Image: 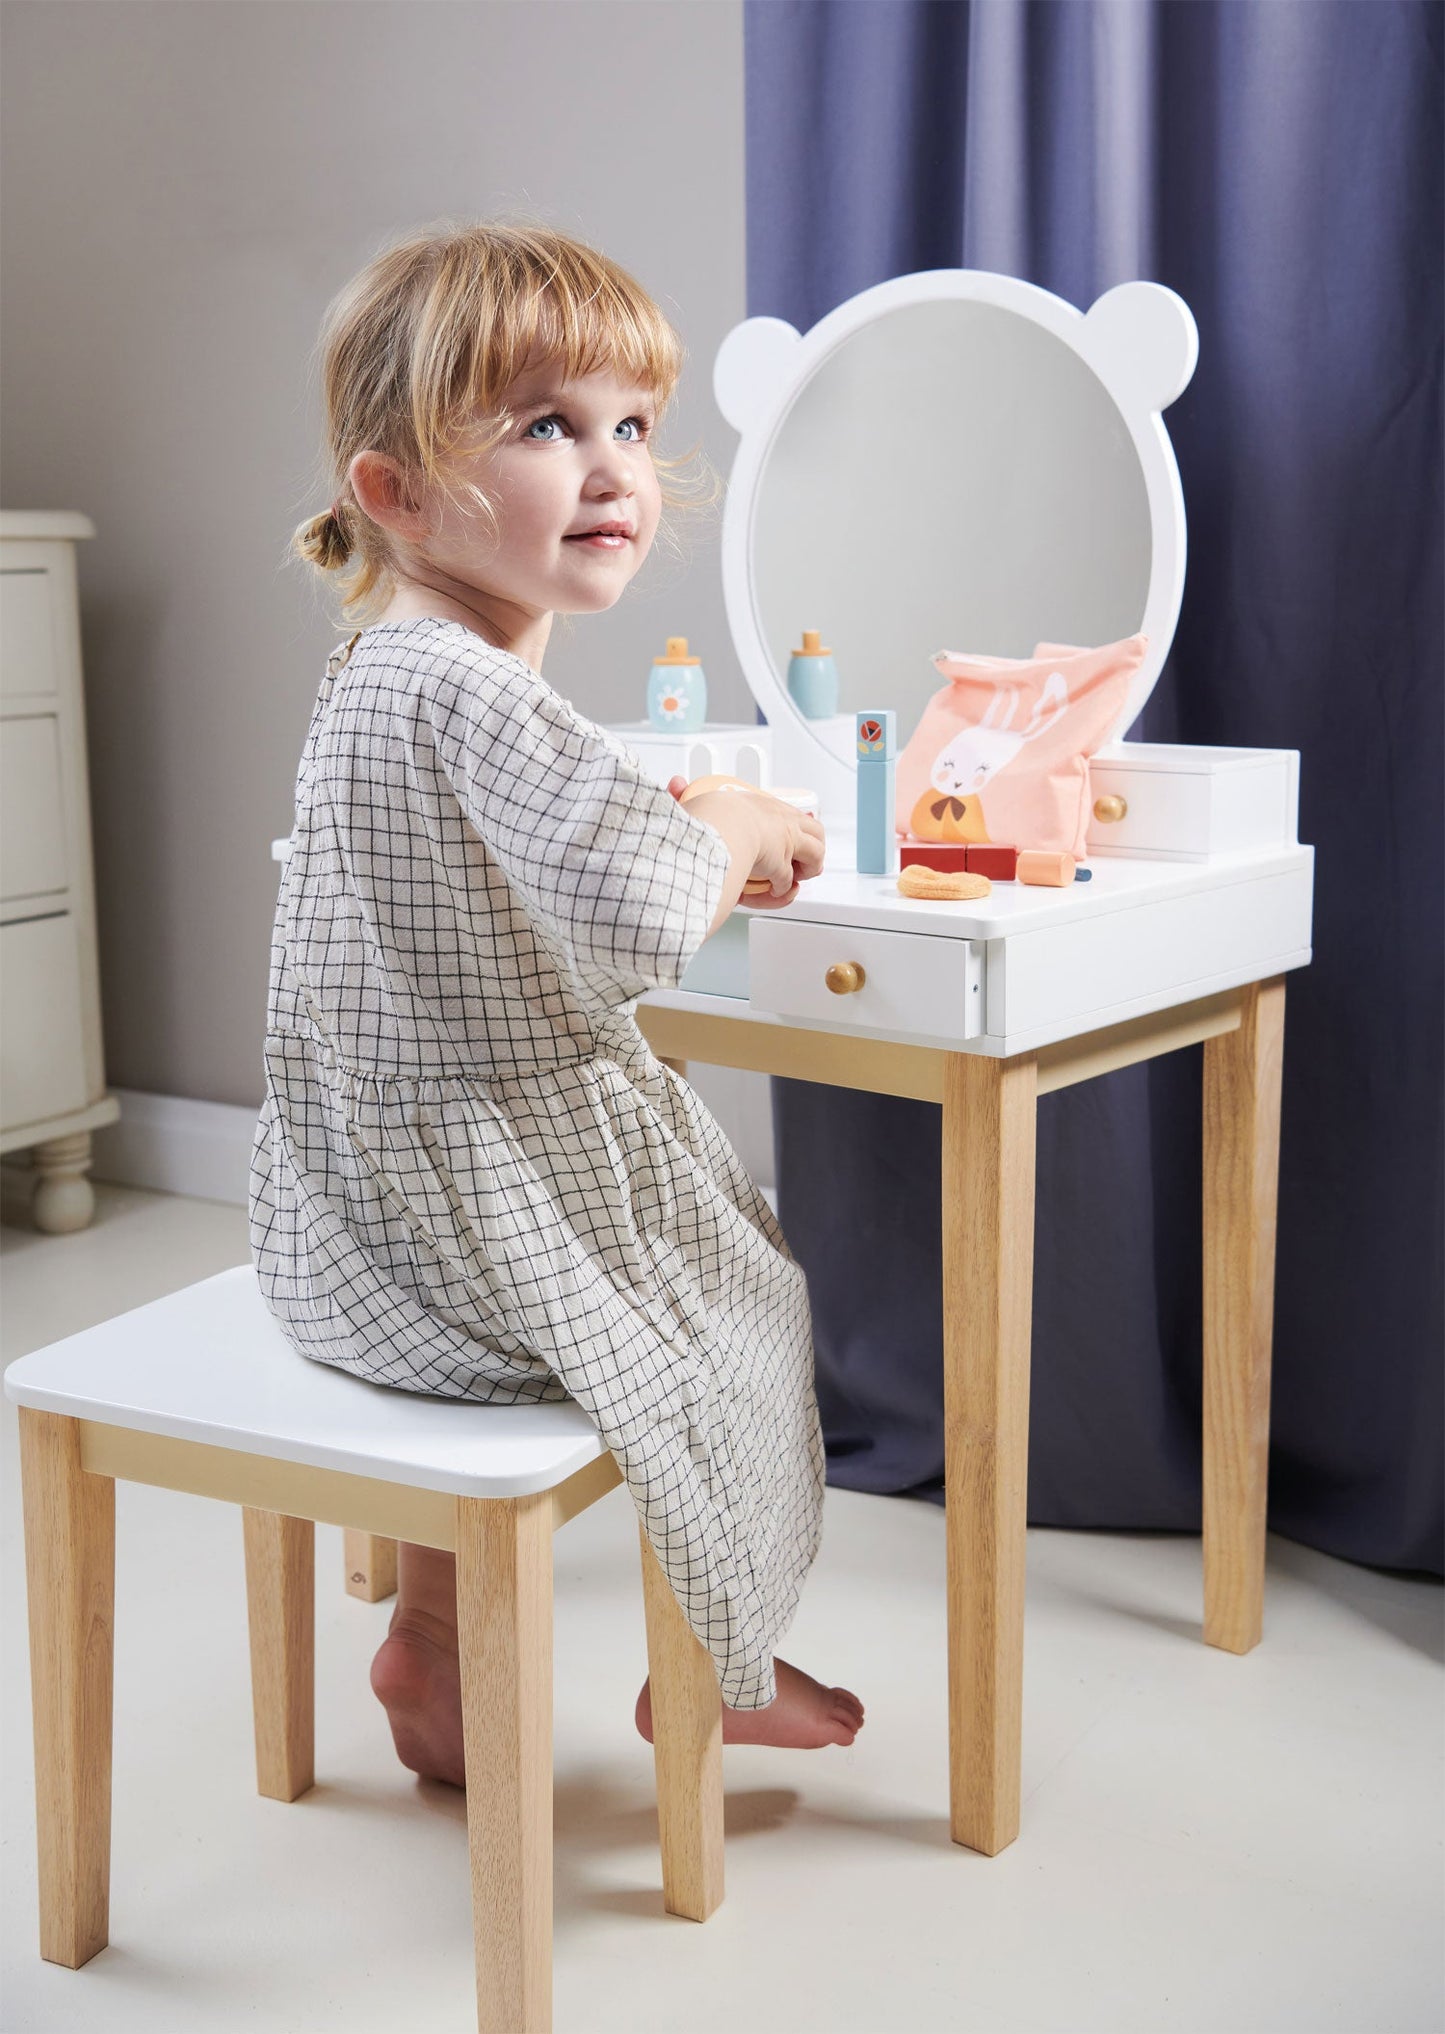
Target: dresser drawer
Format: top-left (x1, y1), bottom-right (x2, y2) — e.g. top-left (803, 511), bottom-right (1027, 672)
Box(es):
top-left (1, 569), bottom-right (58, 698)
top-left (1, 912), bottom-right (89, 1128)
top-left (0, 715), bottom-right (67, 901)
top-left (750, 917), bottom-right (983, 1041)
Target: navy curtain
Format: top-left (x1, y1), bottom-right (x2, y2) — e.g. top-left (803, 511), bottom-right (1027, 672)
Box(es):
top-left (745, 0), bottom-right (1443, 1573)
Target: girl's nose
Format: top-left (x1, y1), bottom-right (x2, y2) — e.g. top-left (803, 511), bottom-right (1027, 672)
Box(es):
top-left (588, 441), bottom-right (634, 495)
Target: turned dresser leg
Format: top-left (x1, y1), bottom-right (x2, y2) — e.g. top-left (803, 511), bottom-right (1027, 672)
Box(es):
top-left (31, 1132), bottom-right (98, 1235)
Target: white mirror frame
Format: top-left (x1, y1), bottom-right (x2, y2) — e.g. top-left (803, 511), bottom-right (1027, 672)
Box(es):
top-left (714, 269), bottom-right (1199, 773)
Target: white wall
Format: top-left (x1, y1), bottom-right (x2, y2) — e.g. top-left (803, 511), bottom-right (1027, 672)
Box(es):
top-left (1, 0), bottom-right (774, 1187)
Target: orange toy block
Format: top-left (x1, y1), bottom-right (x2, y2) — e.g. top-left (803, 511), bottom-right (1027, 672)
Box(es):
top-left (1016, 849), bottom-right (1076, 887)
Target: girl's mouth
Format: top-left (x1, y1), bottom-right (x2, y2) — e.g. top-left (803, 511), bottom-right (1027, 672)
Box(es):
top-left (565, 524), bottom-right (633, 550)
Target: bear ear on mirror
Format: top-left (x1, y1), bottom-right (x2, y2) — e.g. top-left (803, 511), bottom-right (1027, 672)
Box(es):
top-left (1080, 282), bottom-right (1198, 413)
top-left (713, 317), bottom-right (803, 434)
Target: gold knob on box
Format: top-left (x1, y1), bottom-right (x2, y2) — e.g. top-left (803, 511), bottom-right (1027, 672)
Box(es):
top-left (825, 962), bottom-right (866, 996)
top-left (1093, 793), bottom-right (1128, 823)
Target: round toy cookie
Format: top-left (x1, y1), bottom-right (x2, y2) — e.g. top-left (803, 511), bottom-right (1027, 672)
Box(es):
top-left (896, 865), bottom-right (992, 901)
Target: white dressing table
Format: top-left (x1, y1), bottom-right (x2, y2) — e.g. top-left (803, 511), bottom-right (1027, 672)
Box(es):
top-left (626, 269), bottom-right (1313, 1856)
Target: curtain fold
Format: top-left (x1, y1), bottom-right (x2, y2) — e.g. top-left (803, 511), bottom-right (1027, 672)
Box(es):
top-left (745, 0), bottom-right (1443, 1572)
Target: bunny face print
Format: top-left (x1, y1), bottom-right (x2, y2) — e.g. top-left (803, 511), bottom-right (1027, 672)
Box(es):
top-left (895, 636), bottom-right (1149, 858)
top-left (930, 670), bottom-right (1072, 801)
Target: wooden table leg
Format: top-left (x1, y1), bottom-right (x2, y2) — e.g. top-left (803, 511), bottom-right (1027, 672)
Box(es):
top-left (942, 1050), bottom-right (1038, 1857)
top-left (242, 1508), bottom-right (315, 1800)
top-left (18, 1408), bottom-right (115, 1966)
top-left (638, 1520), bottom-right (724, 1921)
top-left (343, 1529), bottom-right (398, 1601)
top-left (456, 1492), bottom-right (553, 2034)
top-left (1203, 977), bottom-right (1286, 1654)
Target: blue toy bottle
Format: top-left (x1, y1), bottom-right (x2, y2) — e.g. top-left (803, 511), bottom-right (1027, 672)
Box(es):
top-left (647, 636), bottom-right (707, 733)
top-left (855, 710), bottom-right (897, 875)
top-left (787, 629), bottom-right (839, 719)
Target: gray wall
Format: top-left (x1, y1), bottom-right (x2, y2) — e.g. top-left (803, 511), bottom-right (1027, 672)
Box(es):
top-left (1, 0), bottom-right (768, 1171)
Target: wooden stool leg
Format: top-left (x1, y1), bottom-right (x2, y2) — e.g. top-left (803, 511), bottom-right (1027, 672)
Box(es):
top-left (456, 1493), bottom-right (553, 2034)
top-left (241, 1508), bottom-right (315, 1800)
top-left (1203, 977), bottom-right (1286, 1654)
top-left (18, 1408), bottom-right (115, 1967)
top-left (343, 1529), bottom-right (398, 1602)
top-left (638, 1520), bottom-right (724, 1921)
top-left (942, 1050), bottom-right (1038, 1857)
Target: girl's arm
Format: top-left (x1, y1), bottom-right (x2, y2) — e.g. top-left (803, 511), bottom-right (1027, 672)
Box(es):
top-left (687, 789), bottom-right (766, 935)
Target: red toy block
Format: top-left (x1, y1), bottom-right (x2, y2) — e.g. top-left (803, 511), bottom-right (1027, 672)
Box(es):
top-left (899, 841), bottom-right (971, 872)
top-left (964, 844), bottom-right (1019, 880)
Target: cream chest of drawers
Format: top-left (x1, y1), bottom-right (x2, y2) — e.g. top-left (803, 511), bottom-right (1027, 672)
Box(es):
top-left (1, 511), bottom-right (117, 1231)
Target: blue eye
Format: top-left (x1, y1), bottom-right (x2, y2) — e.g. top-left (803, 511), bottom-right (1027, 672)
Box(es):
top-left (521, 410), bottom-right (651, 444)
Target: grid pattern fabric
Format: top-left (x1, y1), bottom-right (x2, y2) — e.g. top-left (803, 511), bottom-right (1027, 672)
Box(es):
top-left (248, 618), bottom-right (823, 1708)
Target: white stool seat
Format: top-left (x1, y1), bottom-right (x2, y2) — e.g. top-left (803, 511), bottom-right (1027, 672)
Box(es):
top-left (3, 1263), bottom-right (607, 1498)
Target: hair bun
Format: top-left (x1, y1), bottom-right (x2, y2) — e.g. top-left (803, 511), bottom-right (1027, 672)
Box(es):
top-left (293, 503), bottom-right (352, 570)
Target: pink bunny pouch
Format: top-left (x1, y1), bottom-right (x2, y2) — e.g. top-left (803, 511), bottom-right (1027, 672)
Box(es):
top-left (895, 634), bottom-right (1148, 858)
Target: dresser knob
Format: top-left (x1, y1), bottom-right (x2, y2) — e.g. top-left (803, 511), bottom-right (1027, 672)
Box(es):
top-left (825, 961), bottom-right (866, 995)
top-left (1093, 793), bottom-right (1128, 823)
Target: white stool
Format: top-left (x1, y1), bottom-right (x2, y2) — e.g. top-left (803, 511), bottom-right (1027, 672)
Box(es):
top-left (6, 1265), bottom-right (725, 2034)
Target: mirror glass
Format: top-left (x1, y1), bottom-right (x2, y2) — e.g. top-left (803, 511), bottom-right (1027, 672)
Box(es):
top-left (751, 300), bottom-right (1153, 746)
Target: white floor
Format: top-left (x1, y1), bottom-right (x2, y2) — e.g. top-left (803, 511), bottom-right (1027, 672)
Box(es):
top-left (2, 1182), bottom-right (1441, 2034)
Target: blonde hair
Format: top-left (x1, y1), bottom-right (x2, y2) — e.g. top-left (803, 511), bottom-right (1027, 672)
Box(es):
top-left (292, 220), bottom-right (709, 624)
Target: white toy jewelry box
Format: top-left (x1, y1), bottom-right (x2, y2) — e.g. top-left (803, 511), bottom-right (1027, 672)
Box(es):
top-left (1086, 742), bottom-right (1300, 862)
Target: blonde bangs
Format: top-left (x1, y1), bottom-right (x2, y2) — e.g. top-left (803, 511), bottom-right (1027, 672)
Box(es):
top-left (473, 232), bottom-right (683, 412)
top-left (404, 227), bottom-right (683, 478)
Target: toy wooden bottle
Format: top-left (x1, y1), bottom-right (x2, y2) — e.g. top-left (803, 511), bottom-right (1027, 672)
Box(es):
top-left (787, 628), bottom-right (839, 719)
top-left (647, 636), bottom-right (707, 732)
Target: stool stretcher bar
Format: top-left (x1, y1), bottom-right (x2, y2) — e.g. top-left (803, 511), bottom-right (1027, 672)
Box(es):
top-left (76, 1421), bottom-right (623, 1550)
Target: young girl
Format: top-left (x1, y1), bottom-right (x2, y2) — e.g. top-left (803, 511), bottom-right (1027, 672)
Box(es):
top-left (249, 222), bottom-right (864, 1786)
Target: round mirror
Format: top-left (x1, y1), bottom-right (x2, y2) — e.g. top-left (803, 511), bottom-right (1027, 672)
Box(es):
top-left (751, 299), bottom-right (1153, 747)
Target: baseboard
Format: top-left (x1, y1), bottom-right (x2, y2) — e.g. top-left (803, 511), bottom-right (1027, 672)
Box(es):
top-left (87, 1088), bottom-right (259, 1207)
top-left (64, 1085), bottom-right (778, 1219)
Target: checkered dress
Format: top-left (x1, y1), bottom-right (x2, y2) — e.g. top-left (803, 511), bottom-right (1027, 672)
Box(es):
top-left (248, 617), bottom-right (823, 1708)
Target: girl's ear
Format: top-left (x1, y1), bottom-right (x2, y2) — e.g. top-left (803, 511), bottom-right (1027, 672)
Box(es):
top-left (349, 450), bottom-right (428, 536)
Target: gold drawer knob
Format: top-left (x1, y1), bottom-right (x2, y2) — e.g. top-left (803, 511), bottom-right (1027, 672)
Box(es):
top-left (825, 961), bottom-right (866, 995)
top-left (1093, 793), bottom-right (1128, 823)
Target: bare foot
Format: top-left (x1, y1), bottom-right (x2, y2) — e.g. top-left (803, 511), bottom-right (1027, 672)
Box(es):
top-left (635, 1656), bottom-right (865, 1749)
top-left (369, 1608), bottom-right (466, 1787)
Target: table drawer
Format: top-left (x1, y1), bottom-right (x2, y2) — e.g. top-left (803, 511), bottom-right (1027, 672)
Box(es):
top-left (1, 570), bottom-right (58, 698)
top-left (0, 715), bottom-right (67, 901)
top-left (750, 917), bottom-right (983, 1041)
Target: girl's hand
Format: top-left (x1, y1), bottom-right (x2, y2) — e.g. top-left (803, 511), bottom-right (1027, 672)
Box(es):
top-left (676, 773), bottom-right (825, 922)
top-left (739, 793), bottom-right (826, 909)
